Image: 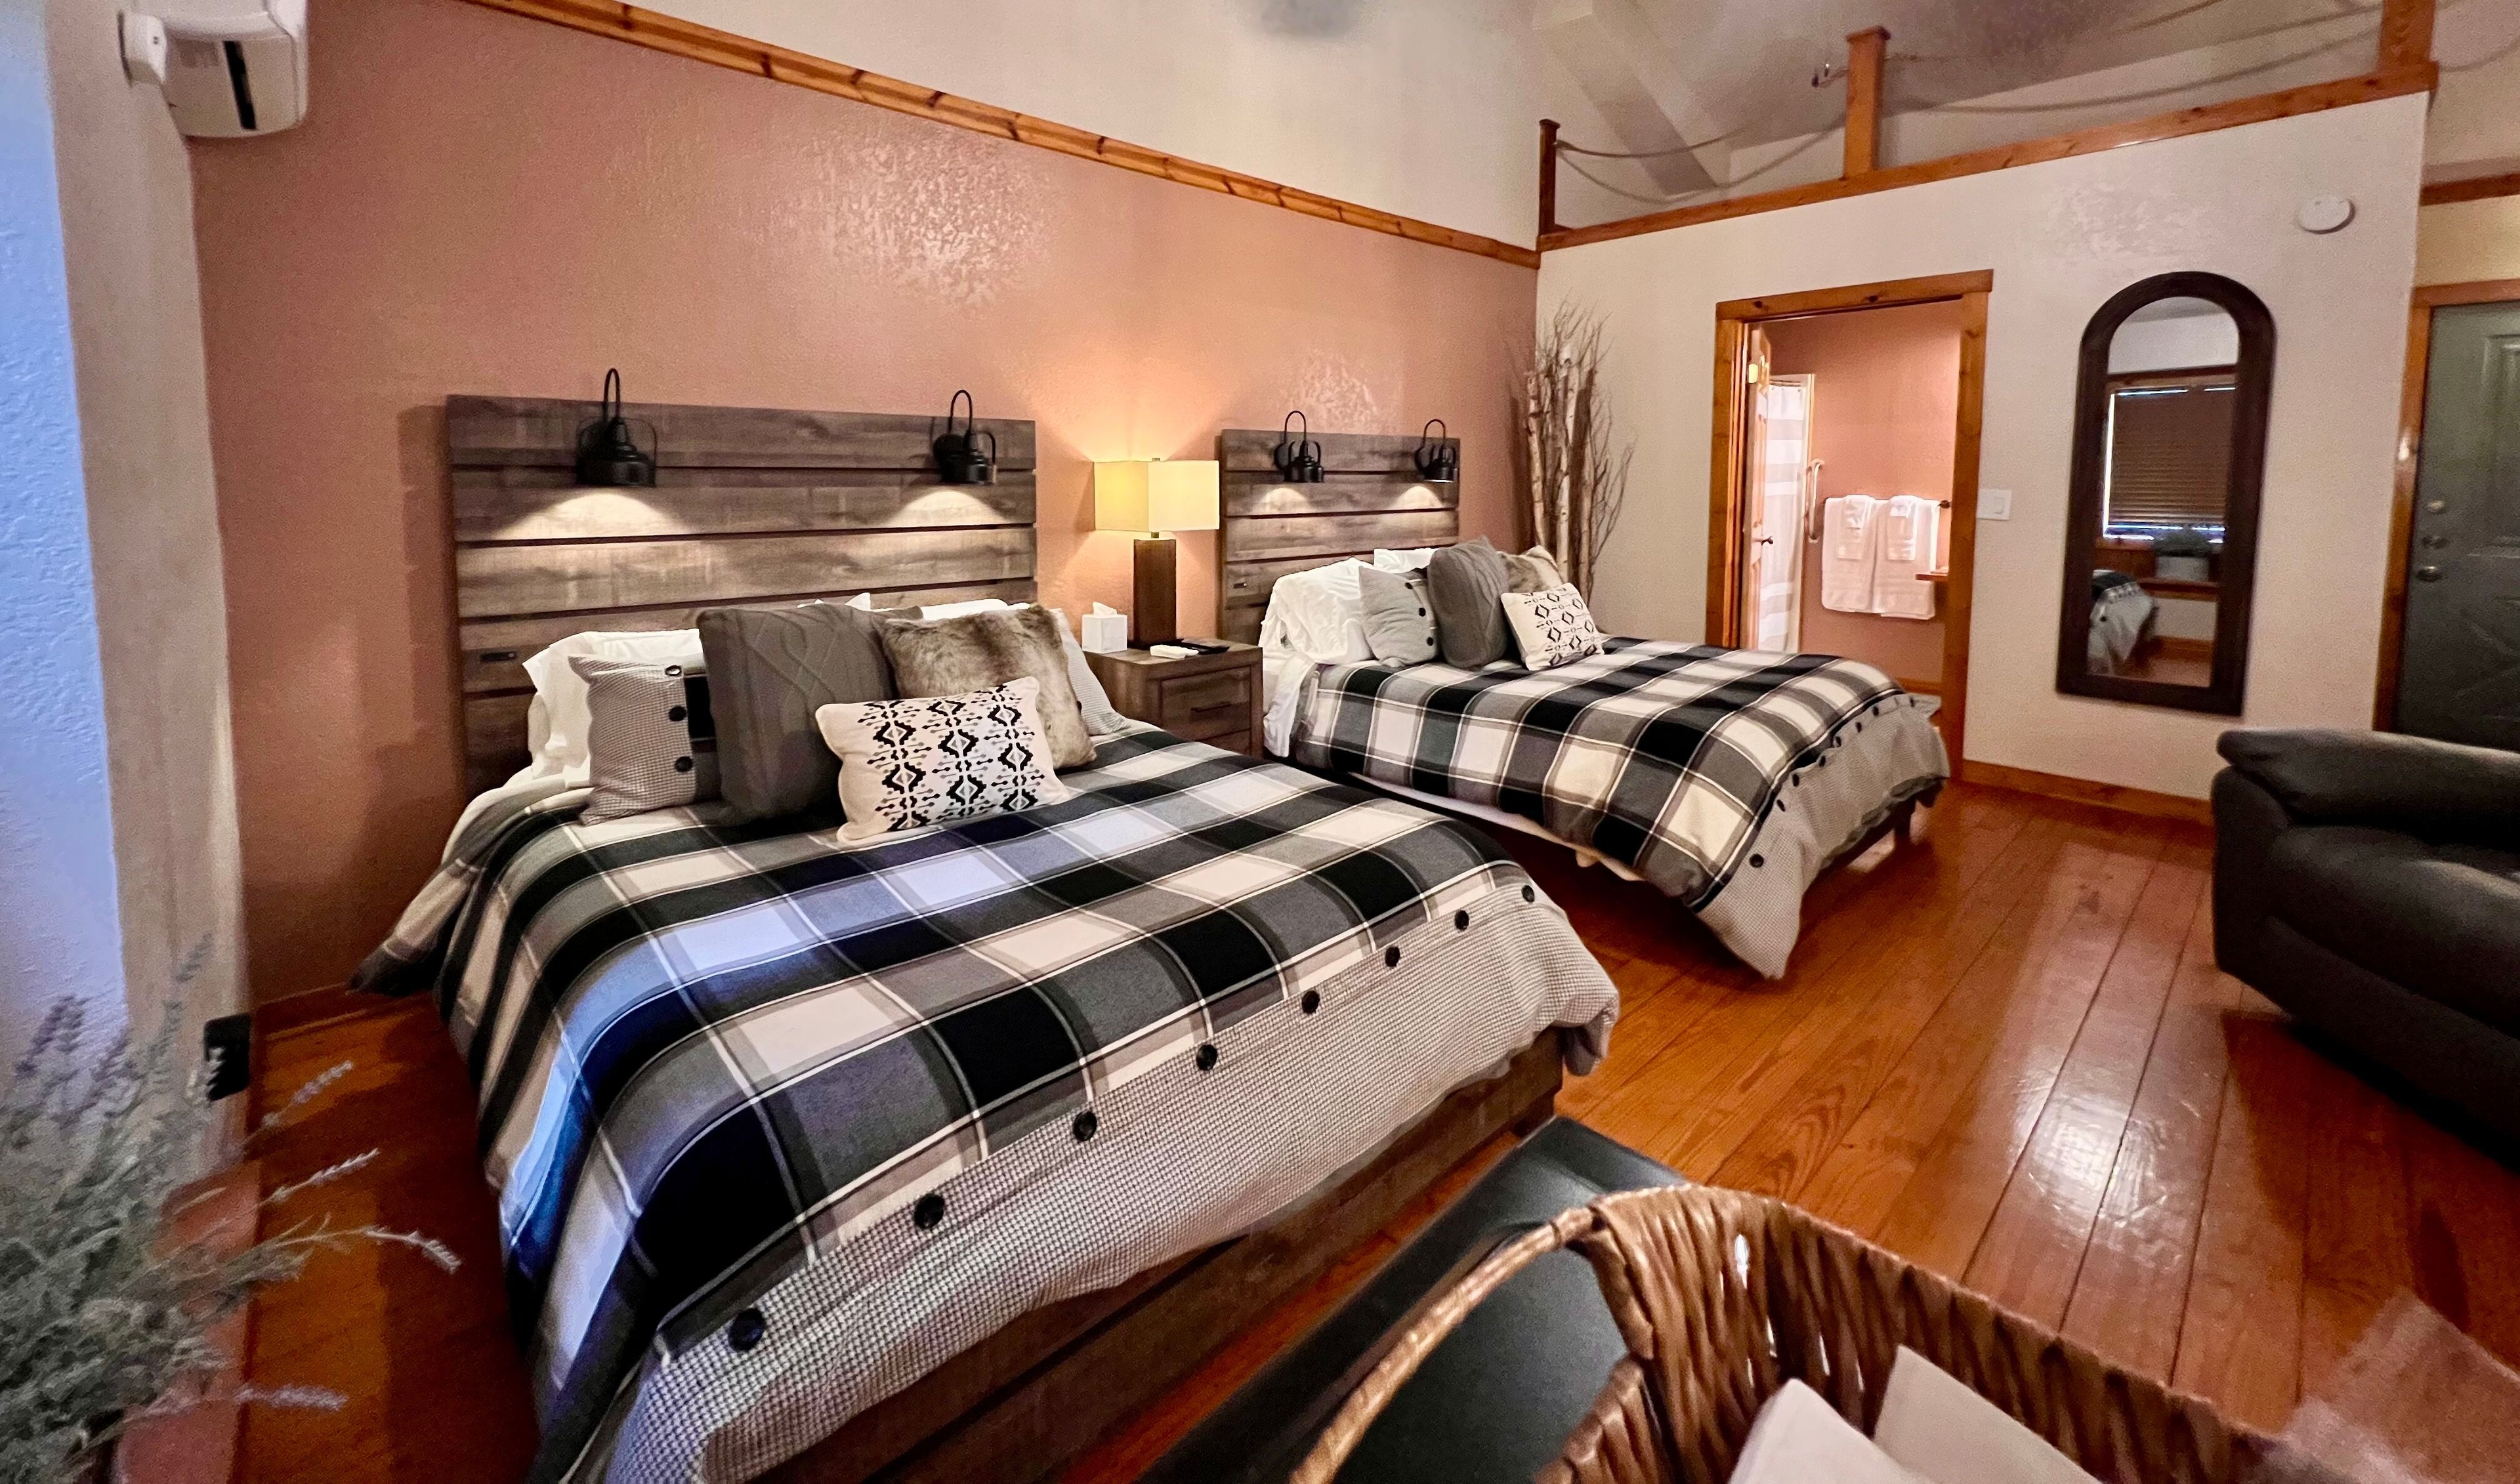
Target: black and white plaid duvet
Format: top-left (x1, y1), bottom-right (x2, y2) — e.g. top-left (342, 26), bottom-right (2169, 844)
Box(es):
top-left (1290, 639), bottom-right (1927, 909)
top-left (356, 726), bottom-right (1605, 1481)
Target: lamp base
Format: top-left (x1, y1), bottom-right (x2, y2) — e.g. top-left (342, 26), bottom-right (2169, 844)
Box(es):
top-left (1132, 536), bottom-right (1179, 647)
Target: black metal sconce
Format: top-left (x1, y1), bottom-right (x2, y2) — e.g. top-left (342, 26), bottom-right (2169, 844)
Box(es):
top-left (1273, 410), bottom-right (1324, 484)
top-left (574, 368), bottom-right (658, 487)
top-left (933, 389), bottom-right (997, 485)
top-left (1414, 419), bottom-right (1459, 483)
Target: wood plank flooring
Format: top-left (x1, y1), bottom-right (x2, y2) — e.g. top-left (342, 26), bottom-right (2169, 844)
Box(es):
top-left (238, 783), bottom-right (2520, 1483)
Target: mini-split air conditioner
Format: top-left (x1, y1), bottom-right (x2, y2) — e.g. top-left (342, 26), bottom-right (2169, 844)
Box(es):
top-left (121, 0), bottom-right (307, 138)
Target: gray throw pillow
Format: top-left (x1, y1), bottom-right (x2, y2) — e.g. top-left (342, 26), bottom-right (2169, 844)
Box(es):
top-left (698, 601), bottom-right (894, 821)
top-left (877, 605), bottom-right (1097, 769)
top-left (1354, 563), bottom-right (1438, 665)
top-left (570, 656), bottom-right (718, 825)
top-left (1425, 536), bottom-right (1513, 667)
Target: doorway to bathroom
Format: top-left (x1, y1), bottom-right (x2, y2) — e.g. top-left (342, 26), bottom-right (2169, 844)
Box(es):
top-left (1709, 272), bottom-right (1990, 763)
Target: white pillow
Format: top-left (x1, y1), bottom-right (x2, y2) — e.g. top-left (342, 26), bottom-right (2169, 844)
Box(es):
top-left (519, 629), bottom-right (703, 781)
top-left (1374, 547), bottom-right (1437, 571)
top-left (918, 598), bottom-right (1014, 620)
top-left (1257, 559), bottom-right (1376, 664)
top-left (816, 676), bottom-right (1072, 842)
top-left (1500, 583), bottom-right (1606, 669)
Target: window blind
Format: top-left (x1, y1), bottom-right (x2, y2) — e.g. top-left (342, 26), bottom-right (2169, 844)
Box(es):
top-left (2103, 373), bottom-right (2236, 531)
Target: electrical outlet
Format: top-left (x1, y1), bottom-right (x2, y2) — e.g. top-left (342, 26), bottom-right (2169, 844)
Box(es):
top-left (1979, 487), bottom-right (2013, 521)
top-left (203, 1013), bottom-right (250, 1101)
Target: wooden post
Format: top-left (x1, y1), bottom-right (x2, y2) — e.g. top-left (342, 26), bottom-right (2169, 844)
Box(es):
top-left (1843, 27), bottom-right (1889, 177)
top-left (1538, 117), bottom-right (1561, 238)
top-left (2378, 0), bottom-right (2434, 72)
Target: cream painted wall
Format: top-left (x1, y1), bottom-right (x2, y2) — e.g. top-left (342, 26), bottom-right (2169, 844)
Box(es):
top-left (41, 0), bottom-right (245, 1033)
top-left (0, 0), bottom-right (125, 1050)
top-left (2416, 196), bottom-right (2520, 284)
top-left (1540, 96), bottom-right (2426, 801)
top-left (636, 0), bottom-right (1624, 248)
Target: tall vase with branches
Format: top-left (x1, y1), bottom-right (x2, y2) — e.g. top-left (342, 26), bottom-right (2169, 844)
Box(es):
top-left (1512, 304), bottom-right (1633, 599)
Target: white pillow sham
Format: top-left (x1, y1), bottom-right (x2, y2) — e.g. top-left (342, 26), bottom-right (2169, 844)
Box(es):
top-left (518, 629), bottom-right (704, 782)
top-left (815, 676), bottom-right (1072, 842)
top-left (1257, 558), bottom-right (1376, 665)
top-left (1373, 547), bottom-right (1437, 571)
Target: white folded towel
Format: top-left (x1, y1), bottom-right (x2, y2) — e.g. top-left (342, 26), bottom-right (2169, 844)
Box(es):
top-left (1871, 494), bottom-right (1941, 620)
top-left (1820, 494), bottom-right (1881, 613)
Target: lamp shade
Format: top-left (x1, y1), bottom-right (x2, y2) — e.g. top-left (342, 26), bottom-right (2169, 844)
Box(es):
top-left (1095, 459), bottom-right (1219, 534)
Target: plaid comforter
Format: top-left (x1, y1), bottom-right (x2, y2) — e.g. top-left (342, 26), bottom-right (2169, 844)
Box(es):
top-left (1290, 639), bottom-right (1925, 909)
top-left (356, 727), bottom-right (1582, 1481)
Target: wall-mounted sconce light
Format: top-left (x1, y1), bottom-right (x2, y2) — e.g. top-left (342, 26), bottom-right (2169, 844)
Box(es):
top-left (1273, 410), bottom-right (1325, 484)
top-left (933, 389), bottom-right (997, 485)
top-left (573, 368), bottom-right (658, 487)
top-left (1094, 457), bottom-right (1221, 648)
top-left (1414, 419), bottom-right (1459, 484)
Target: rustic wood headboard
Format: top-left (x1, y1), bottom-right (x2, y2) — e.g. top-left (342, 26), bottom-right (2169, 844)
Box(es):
top-left (1213, 426), bottom-right (1461, 644)
top-left (448, 395), bottom-right (1037, 794)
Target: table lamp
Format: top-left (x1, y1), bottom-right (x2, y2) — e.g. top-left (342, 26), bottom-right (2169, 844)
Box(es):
top-left (1095, 458), bottom-right (1220, 646)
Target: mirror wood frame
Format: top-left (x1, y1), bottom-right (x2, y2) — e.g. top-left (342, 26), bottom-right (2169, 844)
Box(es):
top-left (2055, 271), bottom-right (2275, 716)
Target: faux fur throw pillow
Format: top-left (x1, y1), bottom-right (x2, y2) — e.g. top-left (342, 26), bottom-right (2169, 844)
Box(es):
top-left (877, 604), bottom-right (1096, 768)
top-left (1504, 545), bottom-right (1568, 595)
top-left (815, 676), bottom-right (1071, 842)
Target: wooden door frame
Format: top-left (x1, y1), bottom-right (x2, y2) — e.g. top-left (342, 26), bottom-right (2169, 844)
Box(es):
top-left (1707, 269), bottom-right (1994, 766)
top-left (2375, 276), bottom-right (2520, 728)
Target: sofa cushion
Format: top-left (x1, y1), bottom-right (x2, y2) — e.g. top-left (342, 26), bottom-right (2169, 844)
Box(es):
top-left (2266, 825), bottom-right (2520, 1037)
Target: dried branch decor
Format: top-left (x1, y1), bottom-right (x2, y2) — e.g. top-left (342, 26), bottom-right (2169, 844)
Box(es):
top-left (1513, 304), bottom-right (1633, 598)
top-left (0, 947), bottom-right (453, 1482)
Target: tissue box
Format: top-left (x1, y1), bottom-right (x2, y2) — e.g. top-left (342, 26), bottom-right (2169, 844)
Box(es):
top-left (1081, 611), bottom-right (1129, 653)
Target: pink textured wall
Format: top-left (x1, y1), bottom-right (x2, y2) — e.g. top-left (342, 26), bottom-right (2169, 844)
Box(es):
top-left (1763, 301), bottom-right (1963, 688)
top-left (189, 0), bottom-right (1536, 1002)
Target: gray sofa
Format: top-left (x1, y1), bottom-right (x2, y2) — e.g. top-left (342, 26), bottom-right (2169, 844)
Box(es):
top-left (2212, 728), bottom-right (2520, 1146)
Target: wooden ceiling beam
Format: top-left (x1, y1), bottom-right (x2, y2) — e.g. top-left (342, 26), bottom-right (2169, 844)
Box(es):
top-left (1843, 26), bottom-right (1889, 177)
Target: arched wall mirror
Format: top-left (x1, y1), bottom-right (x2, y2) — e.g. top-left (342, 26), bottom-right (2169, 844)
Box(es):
top-left (2056, 272), bottom-right (2274, 715)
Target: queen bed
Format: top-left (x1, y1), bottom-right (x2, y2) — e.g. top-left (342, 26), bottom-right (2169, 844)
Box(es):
top-left (1219, 425), bottom-right (1948, 979)
top-left (366, 396), bottom-right (1619, 1484)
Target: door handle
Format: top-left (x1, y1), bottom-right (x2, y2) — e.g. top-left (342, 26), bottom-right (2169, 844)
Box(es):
top-left (2416, 566), bottom-right (2445, 583)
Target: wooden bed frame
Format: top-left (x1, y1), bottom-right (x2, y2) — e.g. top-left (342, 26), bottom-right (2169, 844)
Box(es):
top-left (442, 394), bottom-right (1564, 1482)
top-left (1215, 424), bottom-right (1460, 645)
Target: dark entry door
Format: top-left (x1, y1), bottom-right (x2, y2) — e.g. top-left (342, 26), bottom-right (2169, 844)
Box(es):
top-left (2401, 300), bottom-right (2520, 751)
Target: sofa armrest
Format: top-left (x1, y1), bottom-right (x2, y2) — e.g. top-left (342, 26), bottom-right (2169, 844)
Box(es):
top-left (2216, 728), bottom-right (2520, 838)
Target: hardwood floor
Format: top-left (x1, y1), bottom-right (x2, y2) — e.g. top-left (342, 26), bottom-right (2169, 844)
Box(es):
top-left (238, 783), bottom-right (2520, 1483)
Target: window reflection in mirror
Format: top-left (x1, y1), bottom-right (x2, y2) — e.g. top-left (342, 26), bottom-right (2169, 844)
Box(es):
top-left (2060, 276), bottom-right (2272, 715)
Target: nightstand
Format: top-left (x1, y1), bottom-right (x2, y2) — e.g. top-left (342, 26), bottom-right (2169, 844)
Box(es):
top-left (1085, 643), bottom-right (1263, 757)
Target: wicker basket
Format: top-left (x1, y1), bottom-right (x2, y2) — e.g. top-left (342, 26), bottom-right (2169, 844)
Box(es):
top-left (1292, 1185), bottom-right (2275, 1484)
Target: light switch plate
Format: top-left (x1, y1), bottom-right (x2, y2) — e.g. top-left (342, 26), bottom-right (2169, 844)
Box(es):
top-left (1979, 487), bottom-right (2013, 521)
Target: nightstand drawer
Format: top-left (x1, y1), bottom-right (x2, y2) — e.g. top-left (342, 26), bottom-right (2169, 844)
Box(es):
top-left (1159, 669), bottom-right (1252, 737)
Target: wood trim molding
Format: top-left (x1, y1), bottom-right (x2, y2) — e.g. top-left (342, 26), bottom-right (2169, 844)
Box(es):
top-left (1716, 269), bottom-right (1994, 321)
top-left (2420, 170), bottom-right (2520, 207)
top-left (1958, 760), bottom-right (2213, 825)
top-left (2376, 276), bottom-right (2520, 727)
top-left (1843, 28), bottom-right (1888, 177)
top-left (1540, 64), bottom-right (2437, 253)
top-left (455, 0), bottom-right (1542, 270)
top-left (2412, 276), bottom-right (2520, 308)
top-left (1940, 288), bottom-right (1990, 773)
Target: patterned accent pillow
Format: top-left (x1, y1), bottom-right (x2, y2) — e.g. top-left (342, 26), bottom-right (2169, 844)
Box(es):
top-left (1500, 583), bottom-right (1606, 670)
top-left (1504, 545), bottom-right (1568, 595)
top-left (814, 676), bottom-right (1072, 842)
top-left (570, 655), bottom-right (718, 824)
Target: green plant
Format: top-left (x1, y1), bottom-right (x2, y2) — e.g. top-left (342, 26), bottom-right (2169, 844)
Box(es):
top-left (0, 951), bottom-right (453, 1483)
